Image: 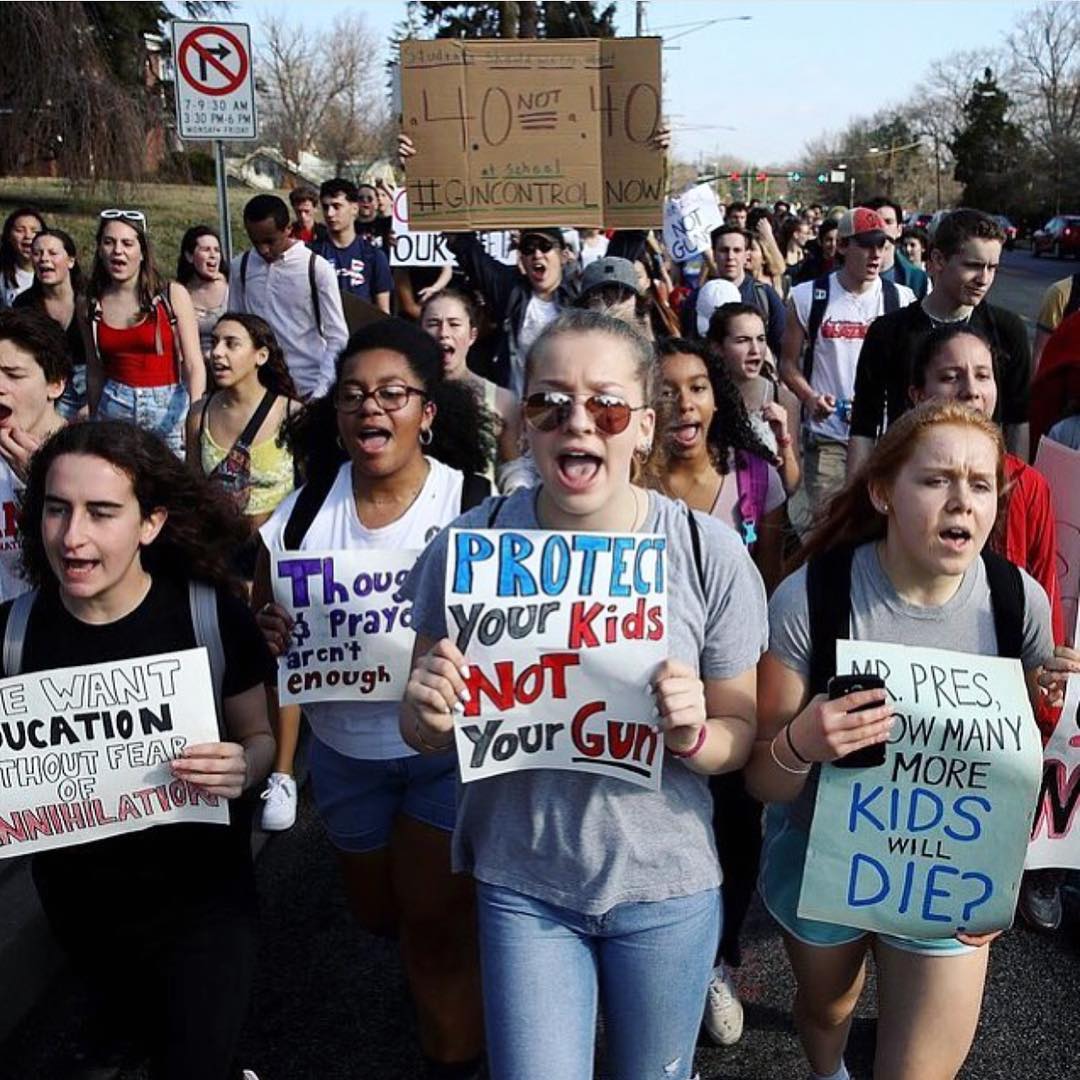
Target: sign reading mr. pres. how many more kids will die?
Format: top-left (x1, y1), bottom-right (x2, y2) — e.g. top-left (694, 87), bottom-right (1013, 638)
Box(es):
top-left (445, 528), bottom-right (668, 790)
top-left (400, 37), bottom-right (663, 230)
top-left (799, 640), bottom-right (1043, 938)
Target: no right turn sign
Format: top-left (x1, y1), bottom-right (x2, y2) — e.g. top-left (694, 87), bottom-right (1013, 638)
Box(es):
top-left (171, 21), bottom-right (257, 140)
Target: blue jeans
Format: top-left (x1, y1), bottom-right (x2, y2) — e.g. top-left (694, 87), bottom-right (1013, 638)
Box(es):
top-left (98, 379), bottom-right (188, 456)
top-left (57, 364), bottom-right (87, 420)
top-left (476, 882), bottom-right (721, 1080)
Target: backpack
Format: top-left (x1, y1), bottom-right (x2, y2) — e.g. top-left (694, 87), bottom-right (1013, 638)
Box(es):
top-left (803, 274), bottom-right (901, 385)
top-left (733, 450), bottom-right (770, 548)
top-left (2, 581), bottom-right (227, 726)
top-left (239, 249), bottom-right (323, 339)
top-left (805, 545), bottom-right (1025, 696)
top-left (281, 468), bottom-right (491, 551)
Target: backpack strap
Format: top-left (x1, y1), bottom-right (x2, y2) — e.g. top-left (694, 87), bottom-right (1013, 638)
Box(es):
top-left (188, 581), bottom-right (225, 726)
top-left (803, 275), bottom-right (831, 384)
top-left (239, 250), bottom-right (250, 307)
top-left (685, 505), bottom-right (707, 596)
top-left (459, 472), bottom-right (491, 513)
top-left (980, 550), bottom-right (1025, 660)
top-left (282, 467), bottom-right (339, 551)
top-left (1064, 272), bottom-right (1080, 321)
top-left (733, 451), bottom-right (770, 548)
top-left (486, 495), bottom-right (508, 528)
top-left (2, 589), bottom-right (38, 678)
top-left (234, 390), bottom-right (278, 453)
top-left (882, 279), bottom-right (901, 315)
top-left (806, 545), bottom-right (855, 696)
top-left (308, 251), bottom-right (323, 338)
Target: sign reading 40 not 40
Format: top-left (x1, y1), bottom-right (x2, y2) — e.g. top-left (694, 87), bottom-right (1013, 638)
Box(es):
top-left (171, 21), bottom-right (258, 141)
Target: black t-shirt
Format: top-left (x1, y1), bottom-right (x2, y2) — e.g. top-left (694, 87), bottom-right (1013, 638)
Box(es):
top-left (850, 300), bottom-right (1031, 438)
top-left (6, 577), bottom-right (274, 919)
top-left (13, 288), bottom-right (88, 369)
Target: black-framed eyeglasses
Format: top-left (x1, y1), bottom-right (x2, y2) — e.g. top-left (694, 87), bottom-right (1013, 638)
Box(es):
top-left (523, 391), bottom-right (644, 435)
top-left (333, 385), bottom-right (427, 414)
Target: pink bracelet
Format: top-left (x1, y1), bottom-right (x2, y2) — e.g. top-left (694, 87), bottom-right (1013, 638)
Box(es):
top-left (668, 724), bottom-right (708, 759)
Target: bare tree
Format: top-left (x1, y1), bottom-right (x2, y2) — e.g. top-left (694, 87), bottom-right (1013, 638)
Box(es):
top-left (258, 11), bottom-right (384, 169)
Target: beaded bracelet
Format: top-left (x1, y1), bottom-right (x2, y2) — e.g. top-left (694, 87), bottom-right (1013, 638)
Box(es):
top-left (668, 724), bottom-right (708, 759)
top-left (770, 736), bottom-right (811, 775)
top-left (784, 722), bottom-right (812, 766)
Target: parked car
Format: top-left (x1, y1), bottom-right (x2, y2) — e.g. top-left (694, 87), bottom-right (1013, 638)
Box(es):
top-left (1032, 215), bottom-right (1080, 258)
top-left (992, 215), bottom-right (1018, 250)
top-left (904, 211), bottom-right (935, 232)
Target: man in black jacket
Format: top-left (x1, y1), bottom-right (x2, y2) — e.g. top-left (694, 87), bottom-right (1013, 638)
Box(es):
top-left (446, 227), bottom-right (578, 395)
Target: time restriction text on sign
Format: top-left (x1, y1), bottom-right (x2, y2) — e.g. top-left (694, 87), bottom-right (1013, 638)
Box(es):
top-left (172, 21), bottom-right (257, 140)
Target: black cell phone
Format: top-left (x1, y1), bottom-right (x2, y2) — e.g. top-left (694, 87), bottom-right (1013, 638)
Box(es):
top-left (828, 674), bottom-right (887, 769)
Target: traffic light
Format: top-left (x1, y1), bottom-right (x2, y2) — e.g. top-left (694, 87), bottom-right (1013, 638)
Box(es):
top-left (788, 171), bottom-right (802, 182)
top-left (729, 172), bottom-right (741, 181)
top-left (756, 171), bottom-right (767, 182)
top-left (816, 172), bottom-right (828, 183)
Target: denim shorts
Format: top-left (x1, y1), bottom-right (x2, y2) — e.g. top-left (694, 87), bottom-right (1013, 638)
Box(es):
top-left (759, 805), bottom-right (974, 957)
top-left (57, 365), bottom-right (87, 420)
top-left (98, 379), bottom-right (188, 456)
top-left (308, 737), bottom-right (457, 854)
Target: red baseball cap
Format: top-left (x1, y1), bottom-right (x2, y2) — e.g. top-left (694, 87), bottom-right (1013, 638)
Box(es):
top-left (837, 207), bottom-right (889, 243)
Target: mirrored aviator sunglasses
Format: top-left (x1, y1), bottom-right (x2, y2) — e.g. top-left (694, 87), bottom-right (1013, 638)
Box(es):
top-left (523, 392), bottom-right (640, 436)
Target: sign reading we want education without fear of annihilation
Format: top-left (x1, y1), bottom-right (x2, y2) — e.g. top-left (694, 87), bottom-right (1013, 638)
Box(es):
top-left (400, 37), bottom-right (664, 230)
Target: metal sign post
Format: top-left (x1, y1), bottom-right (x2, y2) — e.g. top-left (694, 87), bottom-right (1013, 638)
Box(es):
top-left (171, 20), bottom-right (258, 265)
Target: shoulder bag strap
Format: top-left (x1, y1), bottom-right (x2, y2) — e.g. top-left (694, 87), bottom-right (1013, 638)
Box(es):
top-left (981, 550), bottom-right (1025, 660)
top-left (282, 467), bottom-right (338, 550)
top-left (188, 581), bottom-right (225, 724)
top-left (685, 505), bottom-right (707, 596)
top-left (308, 251), bottom-right (323, 338)
top-left (3, 589), bottom-right (38, 678)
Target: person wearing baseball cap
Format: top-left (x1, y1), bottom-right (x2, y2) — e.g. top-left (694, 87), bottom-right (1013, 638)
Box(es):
top-left (695, 279), bottom-right (742, 336)
top-left (779, 206), bottom-right (917, 526)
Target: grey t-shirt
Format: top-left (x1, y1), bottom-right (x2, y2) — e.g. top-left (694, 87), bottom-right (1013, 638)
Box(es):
top-left (402, 487), bottom-right (768, 914)
top-left (769, 542), bottom-right (1055, 831)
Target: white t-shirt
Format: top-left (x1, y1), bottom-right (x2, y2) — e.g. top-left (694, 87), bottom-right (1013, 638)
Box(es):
top-left (709, 451), bottom-right (785, 539)
top-left (791, 274), bottom-right (915, 443)
top-left (260, 457), bottom-right (465, 760)
top-left (0, 462), bottom-right (23, 601)
top-left (515, 295), bottom-right (560, 395)
top-left (0, 267), bottom-right (33, 309)
top-left (579, 234), bottom-right (610, 271)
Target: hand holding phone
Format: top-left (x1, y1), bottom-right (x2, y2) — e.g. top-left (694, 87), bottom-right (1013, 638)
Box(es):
top-left (828, 674), bottom-right (889, 768)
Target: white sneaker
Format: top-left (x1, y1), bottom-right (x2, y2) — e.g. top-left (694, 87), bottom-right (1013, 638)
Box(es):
top-left (703, 962), bottom-right (744, 1046)
top-left (260, 772), bottom-right (297, 831)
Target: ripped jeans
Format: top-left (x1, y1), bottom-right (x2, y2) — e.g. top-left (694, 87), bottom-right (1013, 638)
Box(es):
top-left (476, 881), bottom-right (720, 1080)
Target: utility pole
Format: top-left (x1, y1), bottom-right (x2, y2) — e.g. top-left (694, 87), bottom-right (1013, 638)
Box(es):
top-left (636, 1), bottom-right (646, 35)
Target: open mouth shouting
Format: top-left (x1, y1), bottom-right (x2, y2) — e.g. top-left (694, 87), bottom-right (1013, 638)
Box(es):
top-left (668, 420), bottom-right (702, 451)
top-left (61, 556), bottom-right (99, 582)
top-left (354, 424), bottom-right (393, 455)
top-left (556, 448), bottom-right (603, 491)
top-left (0, 404), bottom-right (14, 426)
top-left (938, 524), bottom-right (973, 552)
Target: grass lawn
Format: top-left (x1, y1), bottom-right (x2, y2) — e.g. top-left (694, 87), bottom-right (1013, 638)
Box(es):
top-left (0, 177), bottom-right (282, 278)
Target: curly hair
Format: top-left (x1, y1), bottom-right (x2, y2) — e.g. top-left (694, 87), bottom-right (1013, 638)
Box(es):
top-left (212, 312), bottom-right (299, 400)
top-left (19, 421), bottom-right (249, 594)
top-left (283, 317), bottom-right (495, 483)
top-left (655, 337), bottom-right (778, 474)
top-left (795, 400), bottom-right (1008, 568)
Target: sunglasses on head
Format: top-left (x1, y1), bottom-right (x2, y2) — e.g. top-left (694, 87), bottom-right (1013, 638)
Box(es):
top-left (523, 391), bottom-right (644, 435)
top-left (520, 237), bottom-right (556, 256)
top-left (100, 208), bottom-right (147, 228)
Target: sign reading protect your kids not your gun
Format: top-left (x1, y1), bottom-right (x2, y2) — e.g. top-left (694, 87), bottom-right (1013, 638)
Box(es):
top-left (0, 648), bottom-right (227, 858)
top-left (272, 550), bottom-right (420, 706)
top-left (799, 640), bottom-right (1043, 937)
top-left (445, 529), bottom-right (668, 790)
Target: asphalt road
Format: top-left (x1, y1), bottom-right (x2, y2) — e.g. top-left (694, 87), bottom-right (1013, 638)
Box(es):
top-left (3, 248), bottom-right (1079, 1080)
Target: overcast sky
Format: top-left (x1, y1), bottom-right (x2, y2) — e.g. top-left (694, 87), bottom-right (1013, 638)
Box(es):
top-left (220, 0), bottom-right (1031, 166)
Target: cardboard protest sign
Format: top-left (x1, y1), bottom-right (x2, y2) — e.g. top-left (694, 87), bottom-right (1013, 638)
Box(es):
top-left (798, 640), bottom-right (1042, 937)
top-left (272, 550), bottom-right (419, 706)
top-left (445, 528), bottom-right (667, 789)
top-left (1034, 437), bottom-right (1080, 642)
top-left (663, 184), bottom-right (723, 263)
top-left (389, 189), bottom-right (517, 269)
top-left (400, 37), bottom-right (663, 230)
top-left (0, 649), bottom-right (227, 858)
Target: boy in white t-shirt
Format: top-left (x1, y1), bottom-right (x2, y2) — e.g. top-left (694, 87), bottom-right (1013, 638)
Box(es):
top-left (0, 308), bottom-right (69, 599)
top-left (779, 207), bottom-right (915, 516)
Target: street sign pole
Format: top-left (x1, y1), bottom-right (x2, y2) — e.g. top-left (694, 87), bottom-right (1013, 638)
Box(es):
top-left (215, 140), bottom-right (232, 265)
top-left (171, 20), bottom-right (257, 265)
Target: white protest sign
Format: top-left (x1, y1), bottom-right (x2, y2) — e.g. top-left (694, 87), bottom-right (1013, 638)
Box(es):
top-left (445, 528), bottom-right (667, 790)
top-left (272, 550), bottom-right (419, 706)
top-left (390, 190), bottom-right (518, 268)
top-left (798, 640), bottom-right (1042, 937)
top-left (0, 649), bottom-right (226, 858)
top-left (1034, 437), bottom-right (1080, 643)
top-left (663, 184), bottom-right (723, 263)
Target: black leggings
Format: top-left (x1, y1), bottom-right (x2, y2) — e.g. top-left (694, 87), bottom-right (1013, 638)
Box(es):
top-left (35, 866), bottom-right (257, 1080)
top-left (710, 770), bottom-right (764, 968)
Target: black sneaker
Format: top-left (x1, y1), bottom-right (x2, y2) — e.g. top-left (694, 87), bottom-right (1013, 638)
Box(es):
top-left (1019, 868), bottom-right (1064, 931)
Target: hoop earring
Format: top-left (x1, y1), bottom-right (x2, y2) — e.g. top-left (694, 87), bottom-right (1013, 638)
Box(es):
top-left (419, 427), bottom-right (433, 447)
